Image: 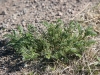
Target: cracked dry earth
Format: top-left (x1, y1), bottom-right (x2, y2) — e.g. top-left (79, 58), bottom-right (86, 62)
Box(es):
top-left (0, 0), bottom-right (100, 75)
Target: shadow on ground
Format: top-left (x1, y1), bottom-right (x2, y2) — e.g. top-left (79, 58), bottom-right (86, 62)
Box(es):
top-left (0, 40), bottom-right (25, 74)
top-left (0, 39), bottom-right (48, 75)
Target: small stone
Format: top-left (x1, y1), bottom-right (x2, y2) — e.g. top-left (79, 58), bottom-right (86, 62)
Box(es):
top-left (68, 9), bottom-right (73, 14)
top-left (35, 18), bottom-right (39, 23)
top-left (76, 0), bottom-right (80, 3)
top-left (21, 20), bottom-right (26, 26)
top-left (2, 23), bottom-right (8, 29)
top-left (24, 64), bottom-right (28, 67)
top-left (0, 11), bottom-right (6, 15)
top-left (56, 11), bottom-right (63, 16)
top-left (12, 14), bottom-right (17, 20)
top-left (58, 11), bottom-right (63, 16)
top-left (34, 0), bottom-right (38, 3)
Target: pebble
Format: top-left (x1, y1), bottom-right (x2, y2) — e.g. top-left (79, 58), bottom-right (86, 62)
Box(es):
top-left (68, 9), bottom-right (73, 14)
top-left (12, 14), bottom-right (17, 20)
top-left (58, 11), bottom-right (63, 16)
top-left (0, 11), bottom-right (6, 15)
top-left (2, 23), bottom-right (8, 29)
top-left (21, 20), bottom-right (26, 26)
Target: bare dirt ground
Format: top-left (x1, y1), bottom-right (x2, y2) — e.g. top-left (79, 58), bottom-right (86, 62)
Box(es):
top-left (0, 0), bottom-right (100, 75)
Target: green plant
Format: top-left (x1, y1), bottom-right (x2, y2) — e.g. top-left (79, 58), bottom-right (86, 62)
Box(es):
top-left (5, 19), bottom-right (97, 63)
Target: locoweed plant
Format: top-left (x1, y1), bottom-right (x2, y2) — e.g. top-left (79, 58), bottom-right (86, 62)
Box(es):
top-left (5, 19), bottom-right (97, 63)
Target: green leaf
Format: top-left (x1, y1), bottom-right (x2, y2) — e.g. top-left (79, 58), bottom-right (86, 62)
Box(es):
top-left (75, 54), bottom-right (82, 58)
top-left (97, 56), bottom-right (100, 62)
top-left (44, 49), bottom-right (52, 59)
top-left (63, 47), bottom-right (69, 53)
top-left (42, 21), bottom-right (50, 27)
top-left (52, 52), bottom-right (59, 59)
top-left (17, 25), bottom-right (24, 34)
top-left (60, 50), bottom-right (65, 56)
top-left (70, 48), bottom-right (78, 53)
top-left (27, 24), bottom-right (35, 32)
top-left (85, 26), bottom-right (97, 36)
top-left (93, 62), bottom-right (99, 65)
top-left (86, 40), bottom-right (95, 46)
top-left (21, 47), bottom-right (39, 61)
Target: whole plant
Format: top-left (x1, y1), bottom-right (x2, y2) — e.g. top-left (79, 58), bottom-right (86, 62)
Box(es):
top-left (5, 19), bottom-right (97, 63)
